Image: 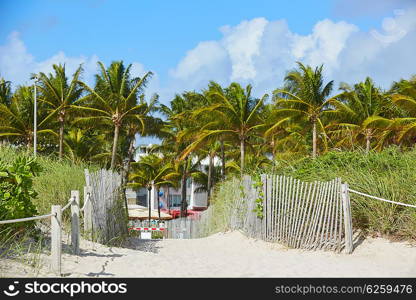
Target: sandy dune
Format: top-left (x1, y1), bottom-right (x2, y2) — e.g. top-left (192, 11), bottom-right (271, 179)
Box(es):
top-left (2, 231), bottom-right (416, 277)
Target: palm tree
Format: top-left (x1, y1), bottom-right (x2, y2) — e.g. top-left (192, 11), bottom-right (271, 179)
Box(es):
top-left (159, 93), bottom-right (204, 216)
top-left (64, 128), bottom-right (106, 162)
top-left (388, 76), bottom-right (416, 144)
top-left (0, 86), bottom-right (55, 148)
top-left (36, 64), bottom-right (83, 159)
top-left (183, 82), bottom-right (268, 174)
top-left (0, 78), bottom-right (12, 106)
top-left (129, 154), bottom-right (177, 222)
top-left (329, 77), bottom-right (391, 152)
top-left (0, 78), bottom-right (12, 145)
top-left (122, 94), bottom-right (160, 183)
top-left (76, 61), bottom-right (153, 169)
top-left (274, 62), bottom-right (336, 158)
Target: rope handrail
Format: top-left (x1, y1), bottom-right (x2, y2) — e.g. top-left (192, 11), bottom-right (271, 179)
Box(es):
top-left (348, 188), bottom-right (416, 209)
top-left (61, 197), bottom-right (75, 212)
top-left (0, 212), bottom-right (56, 225)
top-left (80, 193), bottom-right (90, 212)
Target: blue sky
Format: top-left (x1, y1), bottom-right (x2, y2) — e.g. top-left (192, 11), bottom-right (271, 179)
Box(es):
top-left (1, 0), bottom-right (409, 86)
top-left (1, 0), bottom-right (416, 107)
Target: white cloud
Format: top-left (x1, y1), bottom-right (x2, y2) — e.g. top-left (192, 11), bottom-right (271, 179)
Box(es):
top-left (0, 31), bottom-right (99, 87)
top-left (0, 32), bottom-right (159, 96)
top-left (221, 17), bottom-right (268, 80)
top-left (169, 6), bottom-right (416, 98)
top-left (291, 19), bottom-right (358, 72)
top-left (2, 6), bottom-right (416, 103)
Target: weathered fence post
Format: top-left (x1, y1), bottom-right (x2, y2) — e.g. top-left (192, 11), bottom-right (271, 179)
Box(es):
top-left (71, 190), bottom-right (80, 254)
top-left (341, 183), bottom-right (353, 253)
top-left (83, 185), bottom-right (93, 240)
top-left (51, 205), bottom-right (62, 276)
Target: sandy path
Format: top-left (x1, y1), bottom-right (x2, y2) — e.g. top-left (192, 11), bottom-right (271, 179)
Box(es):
top-left (2, 231), bottom-right (416, 277)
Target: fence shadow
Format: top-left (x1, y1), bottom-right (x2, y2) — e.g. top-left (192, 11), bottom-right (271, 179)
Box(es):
top-left (78, 249), bottom-right (124, 259)
top-left (352, 231), bottom-right (366, 250)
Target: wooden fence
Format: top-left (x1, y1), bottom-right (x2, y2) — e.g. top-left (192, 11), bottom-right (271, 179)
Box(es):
top-left (237, 175), bottom-right (353, 253)
top-left (85, 169), bottom-right (127, 244)
top-left (166, 175), bottom-right (354, 253)
top-left (165, 208), bottom-right (213, 239)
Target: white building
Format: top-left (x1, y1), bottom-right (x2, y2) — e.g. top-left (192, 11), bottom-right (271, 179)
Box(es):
top-left (125, 144), bottom-right (209, 211)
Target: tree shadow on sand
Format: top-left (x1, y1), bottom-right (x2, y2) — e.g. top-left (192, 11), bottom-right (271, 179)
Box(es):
top-left (122, 239), bottom-right (163, 254)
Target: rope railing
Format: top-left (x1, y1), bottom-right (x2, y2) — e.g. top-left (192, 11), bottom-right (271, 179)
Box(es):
top-left (0, 196), bottom-right (79, 225)
top-left (0, 212), bottom-right (56, 225)
top-left (61, 197), bottom-right (75, 212)
top-left (348, 188), bottom-right (416, 209)
top-left (80, 193), bottom-right (90, 212)
top-left (0, 189), bottom-right (84, 276)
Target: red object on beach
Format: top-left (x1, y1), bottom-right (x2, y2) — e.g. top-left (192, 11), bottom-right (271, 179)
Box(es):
top-left (128, 227), bottom-right (165, 231)
top-left (162, 209), bottom-right (203, 219)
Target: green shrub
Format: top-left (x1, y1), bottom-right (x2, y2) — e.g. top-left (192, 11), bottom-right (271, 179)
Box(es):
top-left (0, 146), bottom-right (95, 218)
top-left (0, 156), bottom-right (40, 231)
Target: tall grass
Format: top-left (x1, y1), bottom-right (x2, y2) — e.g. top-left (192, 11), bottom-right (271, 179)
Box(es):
top-left (1, 146), bottom-right (97, 275)
top-left (207, 146), bottom-right (416, 241)
top-left (0, 226), bottom-right (46, 277)
top-left (201, 177), bottom-right (242, 234)
top-left (0, 146), bottom-right (95, 216)
top-left (273, 146), bottom-right (416, 240)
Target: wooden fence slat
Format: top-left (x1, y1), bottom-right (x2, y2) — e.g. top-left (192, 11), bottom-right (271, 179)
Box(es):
top-left (299, 181), bottom-right (319, 248)
top-left (303, 181), bottom-right (323, 248)
top-left (309, 181), bottom-right (329, 249)
top-left (289, 180), bottom-right (303, 247)
top-left (342, 183), bottom-right (354, 253)
top-left (272, 174), bottom-right (278, 242)
top-left (316, 180), bottom-right (333, 250)
top-left (295, 181), bottom-right (312, 248)
top-left (336, 178), bottom-right (343, 251)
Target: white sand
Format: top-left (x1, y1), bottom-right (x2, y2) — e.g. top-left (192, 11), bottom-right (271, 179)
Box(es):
top-left (2, 231), bottom-right (416, 277)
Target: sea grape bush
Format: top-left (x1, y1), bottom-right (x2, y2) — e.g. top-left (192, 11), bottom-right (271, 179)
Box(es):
top-left (0, 156), bottom-right (41, 230)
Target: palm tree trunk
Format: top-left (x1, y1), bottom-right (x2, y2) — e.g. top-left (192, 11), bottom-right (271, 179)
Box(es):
top-left (58, 120), bottom-right (64, 160)
top-left (110, 124), bottom-right (120, 169)
top-left (180, 173), bottom-right (187, 218)
top-left (221, 139), bottom-right (225, 179)
top-left (167, 186), bottom-right (171, 215)
top-left (124, 137), bottom-right (135, 182)
top-left (365, 129), bottom-right (371, 153)
top-left (207, 152), bottom-right (213, 202)
top-left (312, 121), bottom-right (317, 159)
top-left (147, 187), bottom-right (152, 225)
top-left (157, 187), bottom-right (161, 220)
top-left (240, 138), bottom-right (245, 174)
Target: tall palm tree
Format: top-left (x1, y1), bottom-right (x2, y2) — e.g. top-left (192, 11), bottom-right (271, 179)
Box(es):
top-left (274, 62), bottom-right (336, 158)
top-left (183, 82), bottom-right (268, 174)
top-left (329, 78), bottom-right (391, 152)
top-left (36, 64), bottom-right (83, 159)
top-left (159, 93), bottom-right (205, 216)
top-left (129, 154), bottom-right (177, 222)
top-left (76, 61), bottom-right (153, 169)
top-left (0, 86), bottom-right (55, 148)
